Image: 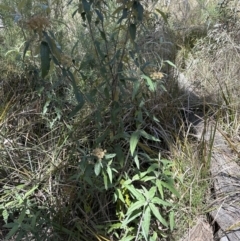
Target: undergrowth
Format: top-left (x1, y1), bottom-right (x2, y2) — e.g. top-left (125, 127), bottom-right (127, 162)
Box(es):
top-left (0, 0), bottom-right (240, 240)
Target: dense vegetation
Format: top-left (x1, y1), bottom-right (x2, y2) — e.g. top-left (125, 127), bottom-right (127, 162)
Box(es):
top-left (0, 0), bottom-right (240, 240)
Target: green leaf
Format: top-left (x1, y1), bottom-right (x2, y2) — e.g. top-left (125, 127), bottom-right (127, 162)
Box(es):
top-left (72, 8), bottom-right (79, 18)
top-left (124, 184), bottom-right (145, 201)
top-left (66, 70), bottom-right (84, 105)
top-left (156, 179), bottom-right (164, 199)
top-left (82, 0), bottom-right (91, 13)
top-left (129, 24), bottom-right (136, 42)
top-left (169, 211), bottom-right (175, 231)
top-left (107, 165), bottom-right (112, 183)
top-left (43, 31), bottom-right (62, 62)
top-left (149, 203), bottom-right (168, 227)
top-left (156, 9), bottom-right (168, 24)
top-left (119, 236), bottom-right (135, 241)
top-left (134, 154), bottom-right (140, 169)
top-left (142, 206), bottom-right (151, 240)
top-left (94, 40), bottom-right (105, 59)
top-left (164, 60), bottom-right (176, 68)
top-left (23, 40), bottom-right (31, 60)
top-left (148, 186), bottom-right (156, 200)
top-left (69, 103), bottom-right (85, 118)
top-left (103, 171), bottom-right (108, 190)
top-left (94, 160), bottom-right (101, 176)
top-left (130, 131), bottom-right (140, 156)
top-left (31, 210), bottom-right (40, 228)
top-left (132, 170), bottom-right (148, 181)
top-left (115, 188), bottom-right (125, 203)
top-left (23, 185), bottom-right (38, 199)
top-left (133, 1), bottom-right (144, 22)
top-left (141, 176), bottom-right (155, 182)
top-left (141, 74), bottom-right (156, 92)
top-left (150, 231), bottom-right (158, 241)
top-left (5, 223), bottom-right (19, 240)
top-left (122, 209), bottom-right (142, 227)
top-left (127, 200), bottom-right (145, 215)
top-left (132, 80), bottom-right (140, 100)
top-left (17, 207), bottom-right (26, 224)
top-left (161, 181), bottom-right (180, 198)
top-left (139, 130), bottom-right (160, 142)
top-left (3, 222), bottom-right (16, 228)
top-left (99, 29), bottom-right (107, 41)
top-left (151, 197), bottom-right (172, 207)
top-left (105, 153), bottom-right (116, 159)
top-left (2, 209), bottom-right (8, 223)
top-left (117, 8), bottom-right (128, 24)
top-left (40, 41), bottom-right (51, 78)
top-left (43, 100), bottom-right (50, 115)
top-left (95, 9), bottom-right (103, 22)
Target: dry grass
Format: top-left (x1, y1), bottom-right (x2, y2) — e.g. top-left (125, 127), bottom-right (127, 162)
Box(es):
top-left (1, 0), bottom-right (240, 240)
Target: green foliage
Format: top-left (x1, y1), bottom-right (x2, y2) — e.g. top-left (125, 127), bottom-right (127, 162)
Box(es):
top-left (112, 157), bottom-right (179, 240)
top-left (0, 0), bottom-right (180, 240)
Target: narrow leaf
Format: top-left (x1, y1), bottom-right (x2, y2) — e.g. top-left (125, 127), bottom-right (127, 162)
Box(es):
top-left (161, 181), bottom-right (180, 198)
top-left (117, 8), bottom-right (128, 24)
top-left (141, 176), bottom-right (155, 182)
top-left (115, 188), bottom-right (125, 203)
top-left (124, 184), bottom-right (145, 201)
top-left (104, 153), bottom-right (116, 159)
top-left (151, 197), bottom-right (172, 207)
top-left (148, 186), bottom-right (156, 200)
top-left (139, 130), bottom-right (160, 142)
top-left (43, 31), bottom-right (62, 61)
top-left (107, 165), bottom-right (112, 183)
top-left (149, 203), bottom-right (168, 227)
top-left (103, 171), bottom-right (108, 190)
top-left (133, 1), bottom-right (143, 22)
top-left (129, 23), bottom-right (136, 42)
top-left (156, 9), bottom-right (168, 24)
top-left (126, 200), bottom-right (145, 215)
top-left (40, 41), bottom-right (51, 78)
top-left (23, 40), bottom-right (31, 60)
top-left (99, 29), bottom-right (107, 41)
top-left (72, 8), bottom-right (79, 18)
top-left (130, 131), bottom-right (140, 156)
top-left (132, 80), bottom-right (140, 100)
top-left (141, 74), bottom-right (156, 92)
top-left (69, 103), bottom-right (85, 118)
top-left (2, 209), bottom-right (8, 223)
top-left (82, 0), bottom-right (91, 13)
top-left (122, 209), bottom-right (142, 227)
top-left (5, 224), bottom-right (19, 240)
top-left (95, 9), bottom-right (103, 22)
top-left (134, 154), bottom-right (140, 169)
top-left (156, 179), bottom-right (164, 199)
top-left (120, 236), bottom-right (135, 241)
top-left (23, 185), bottom-right (38, 199)
top-left (142, 206), bottom-right (151, 240)
top-left (164, 60), bottom-right (176, 68)
top-left (169, 211), bottom-right (175, 231)
top-left (67, 70), bottom-right (85, 107)
top-left (94, 161), bottom-right (101, 176)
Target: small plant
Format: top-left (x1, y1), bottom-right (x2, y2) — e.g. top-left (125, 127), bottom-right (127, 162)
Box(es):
top-left (111, 156), bottom-right (179, 241)
top-left (0, 0), bottom-right (182, 240)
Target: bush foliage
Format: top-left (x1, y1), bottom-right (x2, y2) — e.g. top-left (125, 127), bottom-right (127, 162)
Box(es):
top-left (0, 1), bottom-right (180, 240)
top-left (1, 0), bottom-right (240, 240)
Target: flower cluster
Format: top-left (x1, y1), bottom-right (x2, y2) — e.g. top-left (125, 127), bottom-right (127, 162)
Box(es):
top-left (26, 15), bottom-right (50, 33)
